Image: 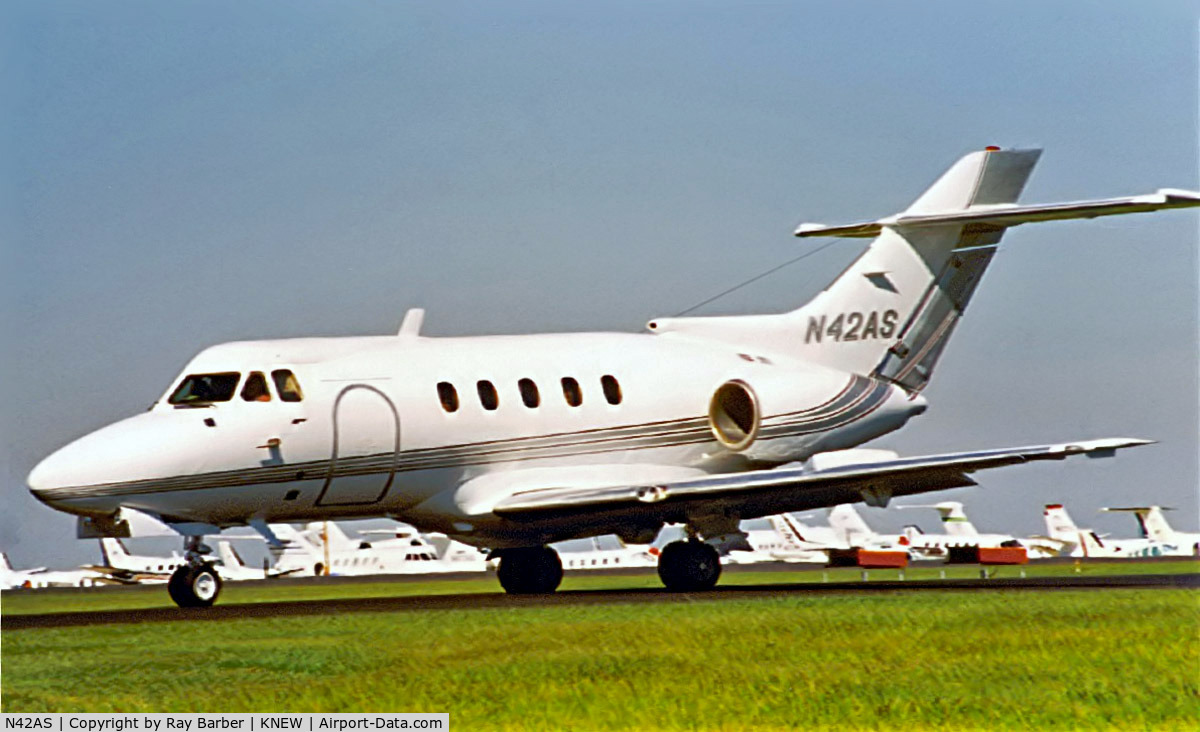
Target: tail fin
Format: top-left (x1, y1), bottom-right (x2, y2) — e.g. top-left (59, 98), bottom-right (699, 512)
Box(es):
top-left (828, 504), bottom-right (875, 546)
top-left (1, 552), bottom-right (12, 572)
top-left (769, 513), bottom-right (809, 548)
top-left (1043, 504), bottom-right (1080, 540)
top-left (901, 501), bottom-right (979, 536)
top-left (218, 541), bottom-right (246, 568)
top-left (791, 149), bottom-right (1040, 390)
top-left (100, 538), bottom-right (130, 566)
top-left (1102, 506), bottom-right (1176, 543)
top-left (303, 521), bottom-right (354, 551)
top-left (648, 149), bottom-right (1199, 393)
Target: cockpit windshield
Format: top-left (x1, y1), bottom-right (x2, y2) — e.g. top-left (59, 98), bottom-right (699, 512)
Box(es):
top-left (168, 372), bottom-right (241, 405)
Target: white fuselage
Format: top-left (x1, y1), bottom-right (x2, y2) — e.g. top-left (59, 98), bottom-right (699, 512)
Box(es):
top-left (29, 329), bottom-right (924, 550)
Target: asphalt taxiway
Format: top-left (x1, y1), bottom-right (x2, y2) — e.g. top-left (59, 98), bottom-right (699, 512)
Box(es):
top-left (5, 572), bottom-right (1195, 630)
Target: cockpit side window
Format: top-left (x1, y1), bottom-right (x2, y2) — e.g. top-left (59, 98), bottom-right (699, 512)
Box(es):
top-left (272, 369), bottom-right (304, 402)
top-left (168, 372), bottom-right (241, 405)
top-left (241, 372), bottom-right (272, 402)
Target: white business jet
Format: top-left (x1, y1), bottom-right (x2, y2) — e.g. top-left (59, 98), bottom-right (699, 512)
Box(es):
top-left (1, 553), bottom-right (105, 590)
top-left (26, 148), bottom-right (1199, 607)
top-left (897, 501), bottom-right (1062, 559)
top-left (1102, 506), bottom-right (1200, 556)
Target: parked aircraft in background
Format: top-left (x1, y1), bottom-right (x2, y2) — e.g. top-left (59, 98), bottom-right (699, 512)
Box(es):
top-left (360, 524), bottom-right (490, 572)
top-left (211, 541), bottom-right (307, 581)
top-left (2, 553), bottom-right (106, 589)
top-left (423, 532), bottom-right (493, 572)
top-left (270, 522), bottom-right (487, 577)
top-left (1102, 506), bottom-right (1200, 556)
top-left (27, 147), bottom-right (1196, 606)
top-left (557, 535), bottom-right (659, 570)
top-left (898, 502), bottom-right (1063, 559)
top-left (722, 505), bottom-right (910, 564)
top-left (696, 515), bottom-right (831, 564)
top-left (85, 538), bottom-right (187, 584)
top-left (824, 504), bottom-right (909, 551)
top-left (1042, 504), bottom-right (1176, 558)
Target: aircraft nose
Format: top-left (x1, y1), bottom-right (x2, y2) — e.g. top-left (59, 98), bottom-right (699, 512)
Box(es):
top-left (27, 412), bottom-right (187, 505)
top-left (28, 449), bottom-right (68, 495)
top-left (28, 437), bottom-right (100, 507)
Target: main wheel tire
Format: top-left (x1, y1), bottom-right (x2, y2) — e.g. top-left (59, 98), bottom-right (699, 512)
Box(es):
top-left (167, 563), bottom-right (223, 608)
top-left (497, 547), bottom-right (563, 594)
top-left (657, 540), bottom-right (722, 591)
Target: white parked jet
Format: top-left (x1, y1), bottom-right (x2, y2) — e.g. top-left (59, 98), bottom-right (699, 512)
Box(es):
top-left (557, 535), bottom-right (659, 570)
top-left (87, 538), bottom-right (187, 583)
top-left (898, 501), bottom-right (1061, 559)
top-left (730, 506), bottom-right (909, 563)
top-left (27, 148), bottom-right (1198, 606)
top-left (1, 553), bottom-right (105, 589)
top-left (704, 516), bottom-right (829, 564)
top-left (1042, 504), bottom-right (1170, 558)
top-left (1102, 506), bottom-right (1200, 556)
top-left (269, 521), bottom-right (480, 577)
top-left (212, 541), bottom-right (307, 581)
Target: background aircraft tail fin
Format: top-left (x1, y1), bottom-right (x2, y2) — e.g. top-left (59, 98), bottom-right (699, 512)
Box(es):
top-left (1101, 506), bottom-right (1176, 542)
top-left (899, 501), bottom-right (979, 536)
top-left (1043, 504), bottom-right (1080, 540)
top-left (827, 504), bottom-right (874, 546)
top-left (218, 541), bottom-right (246, 568)
top-left (99, 538), bottom-right (130, 566)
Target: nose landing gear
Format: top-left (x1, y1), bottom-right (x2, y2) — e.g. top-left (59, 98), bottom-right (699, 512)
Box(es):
top-left (167, 563), bottom-right (223, 607)
top-left (167, 535), bottom-right (223, 608)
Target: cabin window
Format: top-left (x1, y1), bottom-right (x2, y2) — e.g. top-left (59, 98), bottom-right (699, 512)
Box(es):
top-left (601, 374), bottom-right (622, 405)
top-left (168, 372), bottom-right (241, 405)
top-left (272, 370), bottom-right (304, 402)
top-left (437, 382), bottom-right (459, 413)
top-left (477, 380), bottom-right (499, 410)
top-left (518, 378), bottom-right (540, 408)
top-left (240, 372), bottom-right (272, 402)
top-left (561, 377), bottom-right (583, 407)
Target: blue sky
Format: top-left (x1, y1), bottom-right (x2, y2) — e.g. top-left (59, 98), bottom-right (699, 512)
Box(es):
top-left (3, 1), bottom-right (1197, 566)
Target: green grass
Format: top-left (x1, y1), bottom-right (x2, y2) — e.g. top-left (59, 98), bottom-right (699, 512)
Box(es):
top-left (3, 584), bottom-right (1198, 730)
top-left (3, 560), bottom-right (1195, 616)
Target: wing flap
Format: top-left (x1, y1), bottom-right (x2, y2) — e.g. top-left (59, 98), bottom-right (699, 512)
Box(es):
top-left (492, 438), bottom-right (1151, 521)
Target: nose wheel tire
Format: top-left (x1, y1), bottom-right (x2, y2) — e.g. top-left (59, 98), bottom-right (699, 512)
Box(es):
top-left (658, 539), bottom-right (722, 591)
top-left (168, 563), bottom-right (223, 608)
top-left (497, 546), bottom-right (563, 594)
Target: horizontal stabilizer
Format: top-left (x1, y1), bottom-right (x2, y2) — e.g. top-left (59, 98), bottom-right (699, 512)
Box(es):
top-left (1101, 506), bottom-right (1174, 512)
top-left (796, 189), bottom-right (1200, 238)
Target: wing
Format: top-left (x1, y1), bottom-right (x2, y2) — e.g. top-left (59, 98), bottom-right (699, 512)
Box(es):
top-left (491, 438), bottom-right (1150, 526)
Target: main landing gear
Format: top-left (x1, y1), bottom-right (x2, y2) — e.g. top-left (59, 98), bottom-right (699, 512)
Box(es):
top-left (496, 546), bottom-right (563, 594)
top-left (657, 539), bottom-right (721, 592)
top-left (167, 536), bottom-right (223, 608)
top-left (495, 540), bottom-right (722, 595)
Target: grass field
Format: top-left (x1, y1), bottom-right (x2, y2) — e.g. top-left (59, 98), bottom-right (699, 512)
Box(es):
top-left (2, 565), bottom-right (1198, 730)
top-left (3, 559), bottom-right (1195, 615)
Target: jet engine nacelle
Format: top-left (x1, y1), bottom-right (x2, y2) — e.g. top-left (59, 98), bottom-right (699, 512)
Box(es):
top-left (706, 370), bottom-right (852, 462)
top-left (707, 379), bottom-right (761, 452)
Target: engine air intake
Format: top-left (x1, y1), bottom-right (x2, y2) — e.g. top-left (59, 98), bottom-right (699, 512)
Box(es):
top-left (708, 380), bottom-right (760, 451)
